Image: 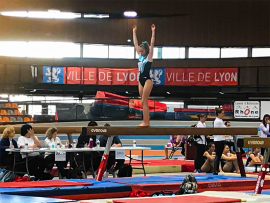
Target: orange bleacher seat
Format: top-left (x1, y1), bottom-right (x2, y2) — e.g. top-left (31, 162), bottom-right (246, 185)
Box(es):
top-left (30, 117), bottom-right (33, 121)
top-left (24, 117), bottom-right (31, 122)
top-left (3, 117), bottom-right (11, 122)
top-left (11, 103), bottom-right (18, 108)
top-left (0, 110), bottom-right (8, 115)
top-left (5, 103), bottom-right (11, 108)
top-left (14, 110), bottom-right (22, 115)
top-left (0, 117), bottom-right (2, 122)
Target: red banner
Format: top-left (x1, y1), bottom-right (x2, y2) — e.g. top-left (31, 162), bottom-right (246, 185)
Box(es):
top-left (63, 67), bottom-right (237, 86)
top-left (165, 68), bottom-right (238, 86)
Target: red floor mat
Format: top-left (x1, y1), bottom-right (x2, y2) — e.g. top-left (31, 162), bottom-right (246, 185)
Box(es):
top-left (112, 195), bottom-right (242, 203)
top-left (124, 160), bottom-right (195, 172)
top-left (0, 180), bottom-right (93, 188)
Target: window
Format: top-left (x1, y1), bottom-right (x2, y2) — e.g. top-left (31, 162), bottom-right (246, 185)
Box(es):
top-left (27, 42), bottom-right (80, 58)
top-left (252, 48), bottom-right (270, 57)
top-left (28, 105), bottom-right (42, 116)
top-left (136, 47), bottom-right (160, 59)
top-left (83, 44), bottom-right (108, 58)
top-left (189, 47), bottom-right (220, 58)
top-left (48, 105), bottom-right (56, 115)
top-left (109, 45), bottom-right (134, 59)
top-left (162, 47), bottom-right (185, 59)
top-left (0, 41), bottom-right (27, 57)
top-left (221, 48), bottom-right (248, 58)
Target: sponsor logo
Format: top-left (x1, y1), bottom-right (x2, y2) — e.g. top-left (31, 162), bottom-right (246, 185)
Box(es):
top-left (208, 183), bottom-right (221, 188)
top-left (248, 141), bottom-right (264, 145)
top-left (91, 129), bottom-right (107, 133)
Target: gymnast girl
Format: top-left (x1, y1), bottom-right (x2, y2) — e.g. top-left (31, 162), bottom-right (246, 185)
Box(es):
top-left (133, 24), bottom-right (155, 127)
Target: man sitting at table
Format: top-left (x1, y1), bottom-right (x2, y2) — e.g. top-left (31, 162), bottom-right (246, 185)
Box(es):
top-left (99, 123), bottom-right (125, 177)
top-left (17, 124), bottom-right (52, 180)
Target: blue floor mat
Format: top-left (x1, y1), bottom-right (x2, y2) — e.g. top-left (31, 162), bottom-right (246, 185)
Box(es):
top-left (104, 174), bottom-right (256, 185)
top-left (246, 190), bottom-right (270, 195)
top-left (0, 194), bottom-right (75, 202)
top-left (0, 180), bottom-right (132, 197)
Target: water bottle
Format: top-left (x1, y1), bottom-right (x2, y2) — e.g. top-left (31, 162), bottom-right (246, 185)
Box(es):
top-left (51, 141), bottom-right (55, 149)
top-left (89, 138), bottom-right (93, 148)
top-left (96, 139), bottom-right (100, 148)
top-left (133, 140), bottom-right (136, 148)
top-left (25, 142), bottom-right (28, 149)
top-left (56, 140), bottom-right (60, 149)
top-left (73, 139), bottom-right (77, 148)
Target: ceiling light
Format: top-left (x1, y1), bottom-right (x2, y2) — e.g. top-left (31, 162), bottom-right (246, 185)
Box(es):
top-left (125, 91), bottom-right (129, 94)
top-left (167, 92), bottom-right (170, 94)
top-left (219, 92), bottom-right (224, 95)
top-left (84, 14), bottom-right (109, 18)
top-left (123, 11), bottom-right (137, 17)
top-left (127, 39), bottom-right (131, 42)
top-left (1, 11), bottom-right (81, 19)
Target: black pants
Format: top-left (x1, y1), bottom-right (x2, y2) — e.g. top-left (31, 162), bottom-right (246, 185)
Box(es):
top-left (84, 151), bottom-right (101, 172)
top-left (214, 141), bottom-right (226, 173)
top-left (194, 144), bottom-right (205, 170)
top-left (45, 154), bottom-right (68, 177)
top-left (26, 155), bottom-right (48, 179)
top-left (106, 152), bottom-right (125, 171)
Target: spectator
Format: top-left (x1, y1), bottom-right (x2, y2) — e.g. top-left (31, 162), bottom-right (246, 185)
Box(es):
top-left (246, 148), bottom-right (263, 167)
top-left (259, 114), bottom-right (270, 157)
top-left (99, 123), bottom-right (125, 175)
top-left (194, 114), bottom-right (207, 173)
top-left (17, 124), bottom-right (52, 180)
top-left (0, 126), bottom-right (18, 168)
top-left (76, 121), bottom-right (101, 172)
top-left (213, 107), bottom-right (226, 175)
top-left (44, 127), bottom-right (69, 179)
top-left (221, 145), bottom-right (239, 172)
top-left (201, 142), bottom-right (215, 173)
top-left (164, 135), bottom-right (181, 159)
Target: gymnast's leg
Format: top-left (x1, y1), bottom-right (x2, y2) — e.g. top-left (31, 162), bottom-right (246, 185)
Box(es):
top-left (138, 79), bottom-right (153, 127)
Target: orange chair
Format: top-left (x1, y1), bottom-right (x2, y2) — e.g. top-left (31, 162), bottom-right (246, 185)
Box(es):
top-left (14, 110), bottom-right (22, 115)
top-left (0, 110), bottom-right (8, 115)
top-left (11, 103), bottom-right (18, 108)
top-left (24, 117), bottom-right (31, 122)
top-left (0, 117), bottom-right (2, 122)
top-left (5, 103), bottom-right (11, 108)
top-left (30, 117), bottom-right (34, 121)
top-left (3, 117), bottom-right (11, 122)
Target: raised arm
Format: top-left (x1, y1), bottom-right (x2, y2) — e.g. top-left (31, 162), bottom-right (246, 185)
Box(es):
top-left (148, 24), bottom-right (155, 61)
top-left (133, 25), bottom-right (140, 55)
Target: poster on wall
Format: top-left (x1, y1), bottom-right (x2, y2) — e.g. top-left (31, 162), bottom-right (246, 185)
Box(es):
top-left (234, 101), bottom-right (260, 118)
top-left (260, 101), bottom-right (270, 120)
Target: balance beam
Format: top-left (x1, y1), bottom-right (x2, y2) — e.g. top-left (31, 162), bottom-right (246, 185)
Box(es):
top-left (86, 127), bottom-right (258, 136)
top-left (0, 126), bottom-right (82, 134)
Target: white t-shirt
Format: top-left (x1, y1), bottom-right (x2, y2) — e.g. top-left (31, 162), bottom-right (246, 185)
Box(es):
top-left (17, 135), bottom-right (40, 158)
top-left (259, 123), bottom-right (270, 138)
top-left (196, 121), bottom-right (206, 145)
top-left (44, 137), bottom-right (64, 157)
top-left (213, 117), bottom-right (226, 141)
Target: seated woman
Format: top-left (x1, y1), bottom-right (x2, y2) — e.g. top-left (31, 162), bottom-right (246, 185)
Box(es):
top-left (201, 142), bottom-right (215, 173)
top-left (44, 127), bottom-right (68, 179)
top-left (164, 135), bottom-right (181, 159)
top-left (76, 121), bottom-right (101, 173)
top-left (246, 148), bottom-right (263, 167)
top-left (221, 145), bottom-right (239, 172)
top-left (0, 126), bottom-right (18, 169)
